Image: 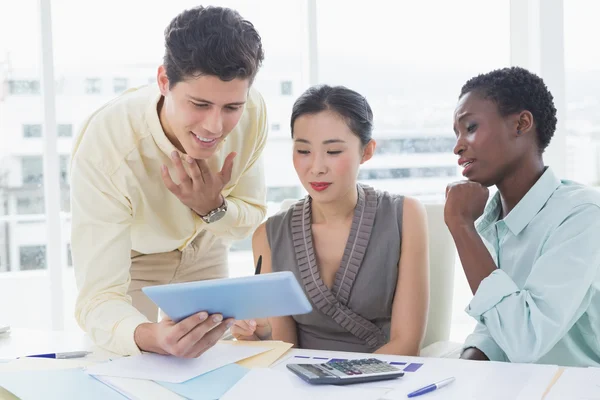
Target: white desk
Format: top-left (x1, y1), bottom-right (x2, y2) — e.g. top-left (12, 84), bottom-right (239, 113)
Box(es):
top-left (0, 329), bottom-right (574, 400)
top-left (0, 328), bottom-right (94, 360)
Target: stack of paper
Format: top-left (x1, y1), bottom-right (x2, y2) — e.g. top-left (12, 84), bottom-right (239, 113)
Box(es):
top-left (0, 340), bottom-right (294, 400)
top-left (83, 341), bottom-right (292, 399)
top-left (379, 359), bottom-right (559, 400)
top-left (93, 376), bottom-right (183, 400)
top-left (544, 367), bottom-right (600, 400)
top-left (228, 340), bottom-right (294, 368)
top-left (157, 364), bottom-right (250, 400)
top-left (85, 342), bottom-right (269, 383)
top-left (0, 369), bottom-right (127, 400)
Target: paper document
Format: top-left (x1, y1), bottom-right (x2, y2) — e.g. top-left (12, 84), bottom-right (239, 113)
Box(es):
top-left (220, 368), bottom-right (390, 400)
top-left (0, 357), bottom-right (96, 372)
top-left (85, 343), bottom-right (269, 383)
top-left (381, 359), bottom-right (559, 400)
top-left (94, 376), bottom-right (183, 400)
top-left (223, 340), bottom-right (293, 368)
top-left (157, 364), bottom-right (249, 400)
top-left (544, 367), bottom-right (600, 400)
top-left (0, 368), bottom-right (126, 400)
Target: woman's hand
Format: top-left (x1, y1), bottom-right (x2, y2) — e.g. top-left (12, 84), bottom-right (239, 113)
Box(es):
top-left (231, 318), bottom-right (272, 341)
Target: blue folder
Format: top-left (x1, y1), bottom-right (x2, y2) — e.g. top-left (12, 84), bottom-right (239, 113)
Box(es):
top-left (0, 368), bottom-right (126, 400)
top-left (156, 363), bottom-right (249, 400)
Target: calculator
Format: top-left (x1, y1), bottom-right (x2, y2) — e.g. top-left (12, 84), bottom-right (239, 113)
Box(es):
top-left (287, 358), bottom-right (405, 385)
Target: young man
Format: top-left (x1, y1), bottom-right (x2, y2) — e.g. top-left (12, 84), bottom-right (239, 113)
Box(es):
top-left (71, 6), bottom-right (268, 357)
top-left (446, 67), bottom-right (600, 367)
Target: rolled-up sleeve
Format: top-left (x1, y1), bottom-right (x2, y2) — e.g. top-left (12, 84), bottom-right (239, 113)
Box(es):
top-left (71, 156), bottom-right (149, 356)
top-left (463, 322), bottom-right (508, 362)
top-left (465, 204), bottom-right (600, 363)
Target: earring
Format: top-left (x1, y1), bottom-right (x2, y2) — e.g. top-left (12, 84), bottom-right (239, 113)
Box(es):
top-left (517, 129), bottom-right (522, 135)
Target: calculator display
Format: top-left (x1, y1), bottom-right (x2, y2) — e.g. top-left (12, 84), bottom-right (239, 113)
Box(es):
top-left (299, 364), bottom-right (332, 378)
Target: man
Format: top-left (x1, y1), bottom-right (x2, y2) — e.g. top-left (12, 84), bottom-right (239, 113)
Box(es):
top-left (71, 6), bottom-right (268, 357)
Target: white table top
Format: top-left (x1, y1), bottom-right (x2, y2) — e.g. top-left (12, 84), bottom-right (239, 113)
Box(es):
top-left (0, 328), bottom-right (576, 400)
top-left (0, 328), bottom-right (94, 360)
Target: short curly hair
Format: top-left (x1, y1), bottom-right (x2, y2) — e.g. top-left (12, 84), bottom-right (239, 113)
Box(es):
top-left (459, 66), bottom-right (557, 152)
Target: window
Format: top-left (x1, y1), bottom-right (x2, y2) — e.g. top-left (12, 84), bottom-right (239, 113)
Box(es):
top-left (59, 155), bottom-right (69, 185)
top-left (113, 77), bottom-right (128, 94)
top-left (66, 244), bottom-right (72, 267)
top-left (22, 124), bottom-right (72, 138)
top-left (21, 156), bottom-right (43, 185)
top-left (7, 80), bottom-right (40, 95)
top-left (280, 80), bottom-right (293, 96)
top-left (0, 0), bottom-right (51, 327)
top-left (16, 193), bottom-right (45, 215)
top-left (267, 186), bottom-right (301, 203)
top-left (23, 124), bottom-right (42, 138)
top-left (316, 0), bottom-right (509, 206)
top-left (57, 124), bottom-right (73, 137)
top-left (0, 221), bottom-right (9, 272)
top-left (358, 166), bottom-right (456, 181)
top-left (19, 245), bottom-right (46, 270)
top-left (84, 78), bottom-right (102, 94)
top-left (271, 123), bottom-right (281, 132)
top-left (564, 1), bottom-right (600, 185)
top-left (376, 137), bottom-right (456, 155)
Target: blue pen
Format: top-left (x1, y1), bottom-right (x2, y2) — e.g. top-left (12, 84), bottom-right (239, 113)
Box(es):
top-left (22, 351), bottom-right (91, 359)
top-left (407, 377), bottom-right (455, 398)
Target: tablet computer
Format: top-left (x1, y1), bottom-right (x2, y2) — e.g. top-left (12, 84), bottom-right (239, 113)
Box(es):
top-left (142, 271), bottom-right (313, 322)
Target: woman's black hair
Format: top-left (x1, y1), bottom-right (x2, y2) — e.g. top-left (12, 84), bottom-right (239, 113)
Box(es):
top-left (460, 66), bottom-right (557, 152)
top-left (290, 85), bottom-right (373, 146)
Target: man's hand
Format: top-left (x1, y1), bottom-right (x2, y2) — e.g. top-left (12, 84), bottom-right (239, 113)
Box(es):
top-left (444, 180), bottom-right (489, 230)
top-left (161, 151), bottom-right (237, 216)
top-left (134, 312), bottom-right (233, 358)
top-left (231, 318), bottom-right (272, 341)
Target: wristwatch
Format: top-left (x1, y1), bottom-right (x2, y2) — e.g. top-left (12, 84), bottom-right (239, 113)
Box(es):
top-left (199, 199), bottom-right (228, 224)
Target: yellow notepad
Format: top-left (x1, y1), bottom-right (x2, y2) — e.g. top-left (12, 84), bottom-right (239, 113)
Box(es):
top-left (219, 340), bottom-right (293, 368)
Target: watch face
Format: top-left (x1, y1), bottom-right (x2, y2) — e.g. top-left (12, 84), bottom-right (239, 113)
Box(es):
top-left (207, 209), bottom-right (226, 223)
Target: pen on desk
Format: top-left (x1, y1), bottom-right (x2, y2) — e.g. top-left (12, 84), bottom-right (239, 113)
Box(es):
top-left (255, 255), bottom-right (262, 275)
top-left (407, 377), bottom-right (455, 398)
top-left (23, 351), bottom-right (91, 359)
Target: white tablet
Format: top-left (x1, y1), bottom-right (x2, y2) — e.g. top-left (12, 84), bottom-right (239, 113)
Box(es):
top-left (142, 271), bottom-right (312, 322)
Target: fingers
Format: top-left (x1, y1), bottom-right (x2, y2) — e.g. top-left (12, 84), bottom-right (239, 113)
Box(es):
top-left (176, 314), bottom-right (226, 356)
top-left (187, 318), bottom-right (235, 358)
top-left (195, 159), bottom-right (213, 184)
top-left (169, 312), bottom-right (209, 345)
top-left (171, 151), bottom-right (191, 184)
top-left (231, 320), bottom-right (257, 339)
top-left (219, 152), bottom-right (237, 184)
top-left (161, 165), bottom-right (180, 196)
top-left (185, 155), bottom-right (204, 183)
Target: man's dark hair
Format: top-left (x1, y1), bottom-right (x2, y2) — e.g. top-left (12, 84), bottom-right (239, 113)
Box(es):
top-left (163, 6), bottom-right (264, 87)
top-left (460, 66), bottom-right (557, 152)
top-left (291, 85), bottom-right (374, 147)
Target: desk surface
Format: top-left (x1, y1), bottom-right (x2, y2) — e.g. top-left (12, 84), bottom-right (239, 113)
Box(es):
top-left (0, 328), bottom-right (94, 360)
top-left (0, 329), bottom-right (574, 400)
